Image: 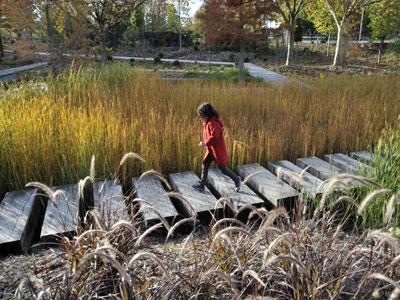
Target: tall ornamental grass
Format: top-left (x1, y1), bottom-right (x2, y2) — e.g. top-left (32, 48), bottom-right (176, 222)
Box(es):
top-left (0, 63), bottom-right (399, 196)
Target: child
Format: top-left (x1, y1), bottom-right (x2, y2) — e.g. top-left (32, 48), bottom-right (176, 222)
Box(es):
top-left (192, 102), bottom-right (241, 192)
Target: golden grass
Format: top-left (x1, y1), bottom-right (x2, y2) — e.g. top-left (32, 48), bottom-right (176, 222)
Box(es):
top-left (0, 63), bottom-right (399, 195)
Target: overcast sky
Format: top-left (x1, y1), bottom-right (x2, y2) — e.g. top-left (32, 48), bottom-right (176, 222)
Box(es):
top-left (189, 0), bottom-right (203, 17)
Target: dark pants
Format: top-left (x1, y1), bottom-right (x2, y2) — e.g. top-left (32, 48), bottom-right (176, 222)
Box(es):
top-left (201, 154), bottom-right (240, 186)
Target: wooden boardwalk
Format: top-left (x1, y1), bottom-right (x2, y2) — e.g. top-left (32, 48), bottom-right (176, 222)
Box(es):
top-left (0, 150), bottom-right (375, 253)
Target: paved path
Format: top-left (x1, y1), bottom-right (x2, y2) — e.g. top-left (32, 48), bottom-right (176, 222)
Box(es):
top-left (244, 63), bottom-right (289, 84)
top-left (0, 62), bottom-right (49, 83)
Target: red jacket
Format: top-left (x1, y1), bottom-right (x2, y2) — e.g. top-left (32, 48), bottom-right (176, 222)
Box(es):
top-left (203, 117), bottom-right (228, 166)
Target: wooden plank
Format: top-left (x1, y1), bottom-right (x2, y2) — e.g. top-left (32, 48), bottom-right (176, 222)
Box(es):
top-left (236, 164), bottom-right (298, 207)
top-left (41, 184), bottom-right (79, 237)
top-left (350, 151), bottom-right (375, 164)
top-left (169, 171), bottom-right (220, 217)
top-left (296, 156), bottom-right (342, 181)
top-left (133, 176), bottom-right (178, 223)
top-left (0, 189), bottom-right (38, 245)
top-left (323, 153), bottom-right (371, 174)
top-left (93, 180), bottom-right (129, 227)
top-left (207, 168), bottom-right (264, 207)
top-left (267, 160), bottom-right (325, 197)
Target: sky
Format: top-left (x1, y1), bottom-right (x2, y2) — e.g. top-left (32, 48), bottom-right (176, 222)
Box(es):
top-left (189, 0), bottom-right (203, 17)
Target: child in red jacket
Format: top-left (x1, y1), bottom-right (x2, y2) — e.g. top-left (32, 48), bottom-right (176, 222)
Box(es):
top-left (192, 103), bottom-right (241, 192)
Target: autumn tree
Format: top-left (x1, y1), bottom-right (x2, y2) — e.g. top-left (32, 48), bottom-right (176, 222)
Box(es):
top-left (196, 0), bottom-right (277, 81)
top-left (321, 0), bottom-right (381, 66)
top-left (275, 0), bottom-right (310, 66)
top-left (368, 0), bottom-right (400, 63)
top-left (305, 0), bottom-right (337, 56)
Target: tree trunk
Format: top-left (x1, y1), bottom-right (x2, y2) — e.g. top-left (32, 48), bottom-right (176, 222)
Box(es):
top-left (285, 24), bottom-right (295, 66)
top-left (378, 37), bottom-right (384, 64)
top-left (44, 2), bottom-right (57, 74)
top-left (333, 23), bottom-right (346, 67)
top-left (327, 34), bottom-right (331, 57)
top-left (100, 29), bottom-right (107, 63)
top-left (178, 0), bottom-right (182, 49)
top-left (358, 5), bottom-right (365, 42)
top-left (239, 38), bottom-right (245, 82)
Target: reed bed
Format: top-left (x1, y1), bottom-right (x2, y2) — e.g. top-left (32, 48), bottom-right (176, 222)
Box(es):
top-left (0, 63), bottom-right (399, 196)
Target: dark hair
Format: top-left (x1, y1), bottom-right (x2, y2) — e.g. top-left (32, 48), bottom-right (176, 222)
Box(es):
top-left (197, 102), bottom-right (219, 119)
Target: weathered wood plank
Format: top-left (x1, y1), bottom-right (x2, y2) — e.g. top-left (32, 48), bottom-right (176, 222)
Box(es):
top-left (41, 184), bottom-right (79, 237)
top-left (236, 164), bottom-right (298, 207)
top-left (296, 156), bottom-right (342, 181)
top-left (93, 180), bottom-right (129, 227)
top-left (350, 151), bottom-right (375, 164)
top-left (133, 176), bottom-right (178, 223)
top-left (207, 168), bottom-right (264, 207)
top-left (323, 153), bottom-right (371, 174)
top-left (169, 172), bottom-right (220, 217)
top-left (267, 160), bottom-right (325, 197)
top-left (0, 189), bottom-right (38, 245)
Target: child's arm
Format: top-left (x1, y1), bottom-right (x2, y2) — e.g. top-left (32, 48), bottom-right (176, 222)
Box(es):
top-left (204, 122), bottom-right (221, 147)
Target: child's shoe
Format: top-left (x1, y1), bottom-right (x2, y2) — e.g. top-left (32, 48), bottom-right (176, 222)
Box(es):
top-left (192, 181), bottom-right (205, 191)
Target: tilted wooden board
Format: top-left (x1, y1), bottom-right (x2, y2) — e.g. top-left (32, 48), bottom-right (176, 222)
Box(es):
top-left (93, 180), bottom-right (129, 227)
top-left (41, 184), bottom-right (79, 237)
top-left (296, 156), bottom-right (342, 181)
top-left (169, 171), bottom-right (220, 217)
top-left (267, 160), bottom-right (325, 197)
top-left (133, 176), bottom-right (178, 222)
top-left (236, 164), bottom-right (298, 207)
top-left (323, 153), bottom-right (371, 174)
top-left (207, 168), bottom-right (264, 207)
top-left (0, 189), bottom-right (38, 244)
top-left (350, 151), bottom-right (375, 164)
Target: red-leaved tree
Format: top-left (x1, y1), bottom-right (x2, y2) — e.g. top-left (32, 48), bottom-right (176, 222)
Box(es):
top-left (197, 0), bottom-right (278, 81)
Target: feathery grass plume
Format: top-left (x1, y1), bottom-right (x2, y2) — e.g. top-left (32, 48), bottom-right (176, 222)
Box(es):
top-left (110, 220), bottom-right (134, 232)
top-left (74, 229), bottom-right (106, 247)
top-left (257, 207), bottom-right (289, 236)
top-left (138, 170), bottom-right (172, 191)
top-left (263, 255), bottom-right (307, 273)
top-left (75, 251), bottom-right (132, 287)
top-left (25, 182), bottom-right (65, 205)
top-left (299, 165), bottom-right (311, 178)
top-left (368, 273), bottom-right (399, 287)
top-left (391, 254), bottom-right (400, 266)
top-left (367, 230), bottom-right (400, 252)
top-left (215, 197), bottom-right (236, 213)
top-left (357, 189), bottom-right (392, 215)
top-left (164, 192), bottom-right (196, 217)
top-left (87, 209), bottom-right (105, 231)
top-left (166, 217), bottom-right (196, 241)
top-left (128, 252), bottom-right (169, 278)
top-left (263, 233), bottom-right (291, 262)
top-left (36, 289), bottom-right (50, 300)
top-left (211, 218), bottom-right (246, 235)
top-left (242, 270), bottom-right (266, 287)
top-left (288, 172), bottom-right (305, 185)
top-left (78, 176), bottom-right (92, 198)
top-left (90, 155), bottom-right (95, 183)
top-left (119, 152), bottom-right (146, 166)
top-left (384, 193), bottom-right (399, 226)
top-left (236, 204), bottom-right (264, 219)
top-left (275, 167), bottom-right (283, 182)
top-left (139, 203), bottom-right (171, 231)
top-left (243, 171), bottom-right (264, 184)
top-left (390, 288), bottom-right (400, 300)
top-left (95, 246), bottom-right (130, 264)
top-left (135, 223), bottom-right (164, 248)
top-left (211, 227), bottom-right (252, 248)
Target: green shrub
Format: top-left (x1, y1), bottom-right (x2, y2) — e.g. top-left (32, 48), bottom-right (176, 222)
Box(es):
top-left (154, 55), bottom-right (162, 64)
top-left (172, 60), bottom-right (181, 67)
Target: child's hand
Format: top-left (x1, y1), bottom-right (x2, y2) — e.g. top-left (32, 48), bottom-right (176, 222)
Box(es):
top-left (199, 141), bottom-right (205, 147)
